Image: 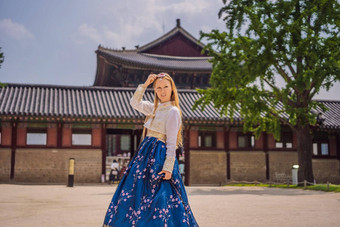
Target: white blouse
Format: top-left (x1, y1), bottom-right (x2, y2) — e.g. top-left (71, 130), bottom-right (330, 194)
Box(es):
top-left (130, 84), bottom-right (181, 173)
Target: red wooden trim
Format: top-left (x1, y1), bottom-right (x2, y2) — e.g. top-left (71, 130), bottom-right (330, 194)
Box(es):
top-left (72, 128), bottom-right (92, 133)
top-left (130, 130), bottom-right (135, 158)
top-left (101, 124), bottom-right (107, 176)
top-left (312, 156), bottom-right (339, 160)
top-left (14, 145), bottom-right (99, 149)
top-left (184, 125), bottom-right (190, 186)
top-left (10, 121), bottom-right (17, 179)
top-left (224, 127), bottom-right (230, 180)
top-left (70, 145), bottom-right (96, 149)
top-left (190, 148), bottom-right (225, 152)
top-left (270, 148), bottom-right (296, 151)
top-left (229, 148), bottom-right (264, 152)
top-left (16, 145), bottom-right (59, 149)
top-left (263, 132), bottom-right (270, 180)
top-left (337, 134), bottom-right (340, 159)
top-left (267, 149), bottom-right (297, 152)
top-left (57, 123), bottom-right (62, 148)
top-left (135, 129), bottom-right (142, 152)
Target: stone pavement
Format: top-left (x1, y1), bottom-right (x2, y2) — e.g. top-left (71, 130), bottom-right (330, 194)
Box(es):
top-left (0, 184), bottom-right (339, 227)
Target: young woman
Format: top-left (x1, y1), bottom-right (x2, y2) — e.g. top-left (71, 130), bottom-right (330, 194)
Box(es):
top-left (103, 73), bottom-right (199, 227)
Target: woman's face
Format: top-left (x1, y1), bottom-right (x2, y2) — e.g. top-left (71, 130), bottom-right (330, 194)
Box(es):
top-left (154, 78), bottom-right (172, 103)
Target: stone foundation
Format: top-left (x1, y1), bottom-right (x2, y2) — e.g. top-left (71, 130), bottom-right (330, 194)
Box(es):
top-left (0, 149), bottom-right (11, 182)
top-left (2, 147), bottom-right (339, 184)
top-left (229, 151), bottom-right (266, 182)
top-left (13, 148), bottom-right (102, 183)
top-left (269, 151), bottom-right (298, 182)
top-left (190, 150), bottom-right (226, 185)
top-left (313, 159), bottom-right (340, 184)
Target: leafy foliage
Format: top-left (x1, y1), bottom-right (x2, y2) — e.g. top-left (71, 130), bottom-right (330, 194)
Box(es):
top-left (196, 0), bottom-right (340, 140)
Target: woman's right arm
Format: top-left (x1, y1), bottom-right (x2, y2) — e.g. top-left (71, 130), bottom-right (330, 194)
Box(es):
top-left (129, 74), bottom-right (157, 115)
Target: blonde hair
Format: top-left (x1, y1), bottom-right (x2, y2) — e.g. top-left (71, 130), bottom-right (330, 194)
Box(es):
top-left (143, 73), bottom-right (183, 147)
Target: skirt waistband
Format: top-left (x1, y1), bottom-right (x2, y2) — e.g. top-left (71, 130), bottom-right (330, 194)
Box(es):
top-left (146, 129), bottom-right (166, 143)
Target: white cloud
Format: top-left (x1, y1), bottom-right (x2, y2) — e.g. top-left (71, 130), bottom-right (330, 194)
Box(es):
top-left (74, 24), bottom-right (102, 44)
top-left (72, 0), bottom-right (225, 48)
top-left (0, 19), bottom-right (35, 40)
top-left (72, 24), bottom-right (121, 46)
top-left (200, 25), bottom-right (214, 33)
top-left (163, 0), bottom-right (210, 14)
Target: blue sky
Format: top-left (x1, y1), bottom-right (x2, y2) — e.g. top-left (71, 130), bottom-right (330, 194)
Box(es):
top-left (0, 0), bottom-right (339, 100)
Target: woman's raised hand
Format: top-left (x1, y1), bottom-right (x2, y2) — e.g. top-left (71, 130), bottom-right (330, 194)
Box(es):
top-left (143, 74), bottom-right (158, 87)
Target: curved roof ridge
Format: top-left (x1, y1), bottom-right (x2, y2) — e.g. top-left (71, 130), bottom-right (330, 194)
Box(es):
top-left (313, 99), bottom-right (340, 103)
top-left (97, 45), bottom-right (137, 53)
top-left (2, 83), bottom-right (136, 92)
top-left (138, 26), bottom-right (205, 53)
top-left (142, 53), bottom-right (212, 60)
top-left (96, 49), bottom-right (212, 72)
top-left (3, 83), bottom-right (203, 93)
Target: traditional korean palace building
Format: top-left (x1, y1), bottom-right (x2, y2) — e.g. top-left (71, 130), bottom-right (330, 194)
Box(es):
top-left (1, 20), bottom-right (340, 185)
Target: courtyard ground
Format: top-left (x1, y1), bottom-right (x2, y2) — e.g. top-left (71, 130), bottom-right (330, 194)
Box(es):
top-left (0, 183), bottom-right (339, 227)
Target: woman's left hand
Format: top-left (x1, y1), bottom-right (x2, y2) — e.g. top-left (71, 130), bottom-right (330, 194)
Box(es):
top-left (158, 170), bottom-right (172, 180)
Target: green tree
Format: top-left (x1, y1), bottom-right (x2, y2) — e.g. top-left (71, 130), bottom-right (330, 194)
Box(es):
top-left (195, 0), bottom-right (340, 182)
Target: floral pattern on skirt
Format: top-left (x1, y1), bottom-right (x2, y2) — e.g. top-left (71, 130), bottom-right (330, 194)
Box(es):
top-left (103, 136), bottom-right (199, 227)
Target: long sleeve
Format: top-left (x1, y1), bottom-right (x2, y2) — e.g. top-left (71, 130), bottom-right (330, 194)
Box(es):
top-left (129, 84), bottom-right (154, 116)
top-left (162, 107), bottom-right (181, 173)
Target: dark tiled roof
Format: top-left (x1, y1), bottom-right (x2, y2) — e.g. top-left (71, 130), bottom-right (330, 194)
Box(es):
top-left (0, 84), bottom-right (339, 130)
top-left (97, 47), bottom-right (212, 72)
top-left (95, 22), bottom-right (211, 74)
top-left (137, 25), bottom-right (206, 52)
top-left (0, 84), bottom-right (223, 123)
top-left (314, 100), bottom-right (340, 130)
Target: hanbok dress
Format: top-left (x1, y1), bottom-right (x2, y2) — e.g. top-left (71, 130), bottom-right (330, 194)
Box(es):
top-left (103, 84), bottom-right (199, 227)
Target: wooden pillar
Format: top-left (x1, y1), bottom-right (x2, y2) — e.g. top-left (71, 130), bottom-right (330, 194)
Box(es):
top-left (191, 73), bottom-right (196, 89)
top-left (10, 121), bottom-right (17, 179)
top-left (136, 129), bottom-right (141, 151)
top-left (116, 135), bottom-right (121, 154)
top-left (130, 129), bottom-right (135, 158)
top-left (57, 123), bottom-right (62, 148)
top-left (336, 133), bottom-right (340, 160)
top-left (224, 126), bottom-right (230, 180)
top-left (101, 124), bottom-right (107, 175)
top-left (263, 132), bottom-right (269, 180)
top-left (184, 125), bottom-right (191, 186)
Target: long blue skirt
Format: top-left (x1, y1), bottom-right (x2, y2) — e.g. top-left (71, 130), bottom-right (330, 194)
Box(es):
top-left (103, 136), bottom-right (199, 227)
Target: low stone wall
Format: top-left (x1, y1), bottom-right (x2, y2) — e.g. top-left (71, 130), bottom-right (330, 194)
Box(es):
top-left (13, 148), bottom-right (102, 183)
top-left (3, 147), bottom-right (339, 184)
top-left (269, 151), bottom-right (298, 182)
top-left (313, 159), bottom-right (340, 184)
top-left (0, 149), bottom-right (11, 182)
top-left (190, 150), bottom-right (226, 185)
top-left (229, 151), bottom-right (266, 182)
